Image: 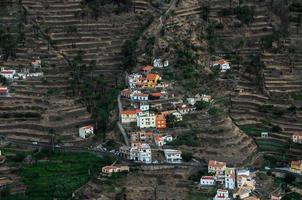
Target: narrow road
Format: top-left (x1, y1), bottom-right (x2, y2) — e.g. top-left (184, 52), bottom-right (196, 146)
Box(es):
top-left (117, 121), bottom-right (130, 147)
top-left (3, 136), bottom-right (207, 168)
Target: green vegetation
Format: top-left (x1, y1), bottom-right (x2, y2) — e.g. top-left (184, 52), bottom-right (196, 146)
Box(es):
top-left (282, 193), bottom-right (302, 200)
top-left (5, 152), bottom-right (113, 200)
top-left (291, 93), bottom-right (302, 101)
top-left (174, 50), bottom-right (199, 79)
top-left (239, 124), bottom-right (269, 136)
top-left (188, 169), bottom-right (208, 182)
top-left (83, 0), bottom-right (133, 18)
top-left (208, 107), bottom-right (222, 116)
top-left (182, 151), bottom-right (193, 162)
top-left (170, 131), bottom-right (200, 147)
top-left (195, 100), bottom-right (211, 110)
top-left (122, 39), bottom-right (137, 72)
top-left (234, 6), bottom-right (255, 24)
top-left (0, 25), bottom-right (18, 61)
top-left (188, 188), bottom-right (216, 200)
top-left (256, 140), bottom-right (289, 152)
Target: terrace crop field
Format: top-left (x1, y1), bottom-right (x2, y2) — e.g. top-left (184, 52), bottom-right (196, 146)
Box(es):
top-left (256, 140), bottom-right (289, 152)
top-left (4, 152), bottom-right (112, 200)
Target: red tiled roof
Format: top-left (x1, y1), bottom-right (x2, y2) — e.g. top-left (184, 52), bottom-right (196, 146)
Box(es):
top-left (208, 160), bottom-right (226, 168)
top-left (215, 59), bottom-right (228, 65)
top-left (201, 176), bottom-right (214, 180)
top-left (133, 93), bottom-right (148, 97)
top-left (0, 87), bottom-right (8, 92)
top-left (155, 136), bottom-right (163, 142)
top-left (156, 114), bottom-right (166, 121)
top-left (82, 125), bottom-right (93, 130)
top-left (122, 109), bottom-right (142, 115)
top-left (0, 70), bottom-right (14, 74)
top-left (150, 92), bottom-right (161, 97)
top-left (142, 65), bottom-right (153, 71)
top-left (146, 73), bottom-right (159, 81)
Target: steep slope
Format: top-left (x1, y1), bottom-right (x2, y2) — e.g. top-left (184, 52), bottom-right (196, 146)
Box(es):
top-left (0, 0), bottom-right (153, 145)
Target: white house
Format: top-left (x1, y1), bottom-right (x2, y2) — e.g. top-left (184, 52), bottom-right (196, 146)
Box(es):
top-left (0, 87), bottom-right (9, 97)
top-left (121, 109), bottom-right (142, 124)
top-left (140, 102), bottom-right (149, 111)
top-left (208, 160), bottom-right (226, 175)
top-left (130, 142), bottom-right (152, 164)
top-left (237, 169), bottom-right (250, 177)
top-left (172, 112), bottom-right (183, 122)
top-left (261, 132), bottom-right (269, 138)
top-left (0, 68), bottom-right (16, 79)
top-left (225, 168), bottom-right (236, 190)
top-left (128, 73), bottom-right (142, 88)
top-left (31, 57), bottom-right (42, 69)
top-left (153, 58), bottom-right (163, 68)
top-left (213, 59), bottom-right (230, 72)
top-left (214, 189), bottom-right (230, 200)
top-left (200, 176), bottom-right (215, 186)
top-left (137, 112), bottom-right (156, 128)
top-left (164, 149), bottom-right (182, 163)
top-left (79, 125), bottom-right (94, 139)
top-left (187, 97), bottom-right (197, 106)
top-left (130, 90), bottom-right (149, 101)
top-left (201, 94), bottom-right (213, 103)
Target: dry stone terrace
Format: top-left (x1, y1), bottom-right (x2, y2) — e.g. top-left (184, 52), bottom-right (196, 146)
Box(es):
top-left (22, 0), bottom-right (151, 85)
top-left (0, 0), bottom-right (151, 145)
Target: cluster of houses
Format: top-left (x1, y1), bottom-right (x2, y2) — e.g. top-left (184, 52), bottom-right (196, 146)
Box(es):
top-left (200, 160), bottom-right (258, 200)
top-left (118, 61), bottom-right (191, 164)
top-left (0, 58), bottom-right (43, 97)
top-left (118, 129), bottom-right (182, 164)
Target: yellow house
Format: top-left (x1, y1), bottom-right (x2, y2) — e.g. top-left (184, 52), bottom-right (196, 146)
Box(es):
top-left (290, 160), bottom-right (302, 173)
top-left (143, 73), bottom-right (160, 88)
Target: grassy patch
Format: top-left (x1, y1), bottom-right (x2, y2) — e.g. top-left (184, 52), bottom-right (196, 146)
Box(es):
top-left (291, 93), bottom-right (302, 101)
top-left (5, 152), bottom-right (113, 200)
top-left (239, 124), bottom-right (269, 136)
top-left (256, 140), bottom-right (289, 152)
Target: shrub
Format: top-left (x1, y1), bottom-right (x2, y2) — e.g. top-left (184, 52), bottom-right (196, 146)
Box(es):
top-left (235, 6), bottom-right (255, 24)
top-left (182, 152), bottom-right (193, 162)
top-left (271, 125), bottom-right (282, 133)
top-left (208, 107), bottom-right (222, 116)
top-left (195, 100), bottom-right (211, 110)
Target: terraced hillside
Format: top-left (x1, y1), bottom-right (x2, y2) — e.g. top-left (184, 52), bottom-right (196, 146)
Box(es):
top-left (137, 0), bottom-right (302, 164)
top-left (228, 0), bottom-right (302, 161)
top-left (0, 0), bottom-right (154, 145)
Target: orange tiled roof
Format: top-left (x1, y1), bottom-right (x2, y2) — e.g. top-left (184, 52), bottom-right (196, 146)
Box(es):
top-left (208, 160), bottom-right (226, 168)
top-left (156, 114), bottom-right (166, 120)
top-left (142, 65), bottom-right (153, 71)
top-left (122, 109), bottom-right (142, 115)
top-left (150, 92), bottom-right (161, 97)
top-left (82, 125), bottom-right (93, 129)
top-left (155, 136), bottom-right (163, 142)
top-left (215, 59), bottom-right (228, 65)
top-left (146, 73), bottom-right (159, 81)
top-left (145, 131), bottom-right (153, 136)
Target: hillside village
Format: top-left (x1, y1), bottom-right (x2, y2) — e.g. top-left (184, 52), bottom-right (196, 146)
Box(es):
top-left (0, 0), bottom-right (301, 199)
